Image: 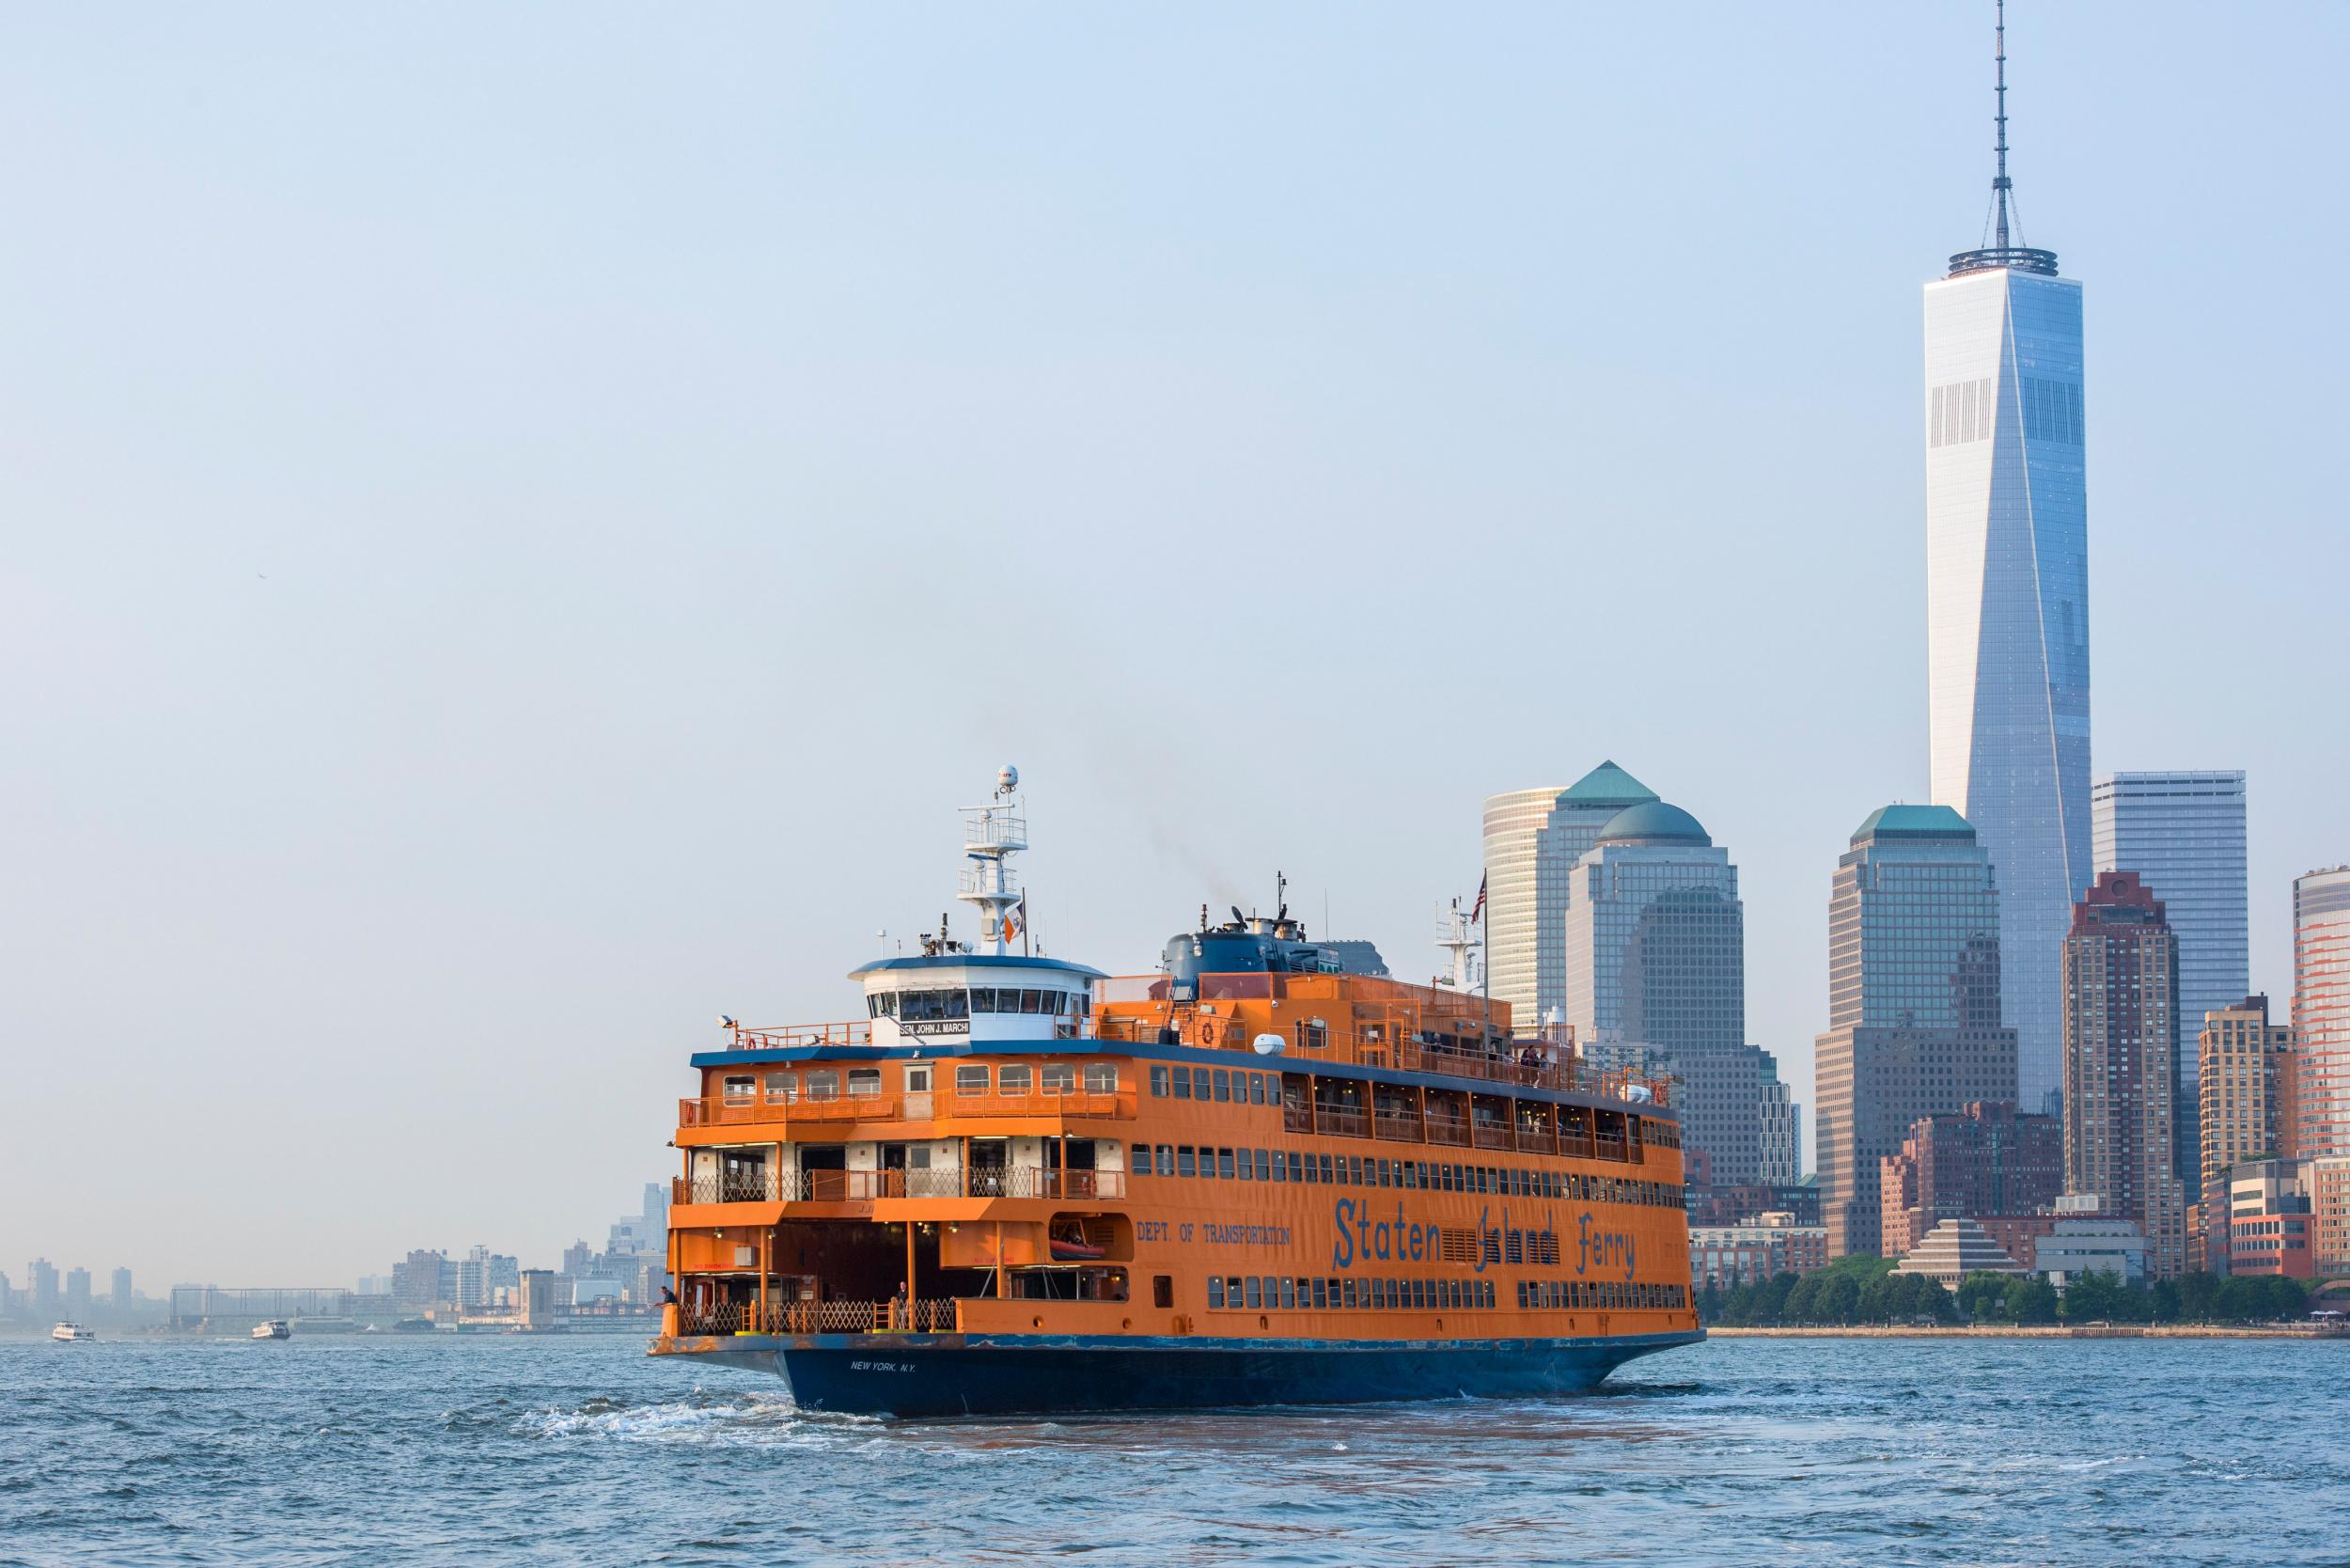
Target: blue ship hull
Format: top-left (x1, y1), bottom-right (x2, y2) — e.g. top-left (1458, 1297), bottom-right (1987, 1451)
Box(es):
top-left (672, 1329), bottom-right (1703, 1419)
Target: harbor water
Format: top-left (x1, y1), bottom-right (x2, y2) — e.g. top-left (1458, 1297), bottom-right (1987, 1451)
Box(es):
top-left (3, 1333), bottom-right (2342, 1566)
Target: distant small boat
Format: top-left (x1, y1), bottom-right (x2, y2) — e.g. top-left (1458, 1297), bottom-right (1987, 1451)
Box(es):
top-left (252, 1320), bottom-right (291, 1341)
top-left (51, 1323), bottom-right (95, 1342)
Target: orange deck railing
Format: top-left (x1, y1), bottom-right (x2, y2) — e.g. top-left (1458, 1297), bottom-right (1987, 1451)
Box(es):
top-left (673, 1167), bottom-right (1129, 1206)
top-left (682, 1089), bottom-right (1136, 1129)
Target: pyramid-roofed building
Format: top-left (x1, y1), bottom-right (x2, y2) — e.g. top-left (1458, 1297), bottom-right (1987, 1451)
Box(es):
top-left (1892, 1217), bottom-right (2023, 1289)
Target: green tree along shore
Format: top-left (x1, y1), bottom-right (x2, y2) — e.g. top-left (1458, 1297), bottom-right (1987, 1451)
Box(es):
top-left (1698, 1254), bottom-right (2315, 1327)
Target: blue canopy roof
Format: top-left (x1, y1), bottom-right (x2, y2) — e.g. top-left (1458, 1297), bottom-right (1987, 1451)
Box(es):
top-left (847, 953), bottom-right (1107, 981)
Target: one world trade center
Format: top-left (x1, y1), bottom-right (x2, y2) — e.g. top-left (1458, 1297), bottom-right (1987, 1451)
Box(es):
top-left (1923, 5), bottom-right (2089, 1116)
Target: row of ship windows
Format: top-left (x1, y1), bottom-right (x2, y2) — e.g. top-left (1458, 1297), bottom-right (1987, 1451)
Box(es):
top-left (1152, 1064), bottom-right (1277, 1104)
top-left (868, 987), bottom-right (1091, 1020)
top-left (720, 1061), bottom-right (1120, 1104)
top-left (1130, 1142), bottom-right (1686, 1210)
top-left (1145, 1062), bottom-right (1683, 1152)
top-left (1203, 1276), bottom-right (1687, 1312)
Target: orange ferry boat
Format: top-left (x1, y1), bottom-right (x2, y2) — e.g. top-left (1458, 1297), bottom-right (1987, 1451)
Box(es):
top-left (652, 771), bottom-right (1701, 1415)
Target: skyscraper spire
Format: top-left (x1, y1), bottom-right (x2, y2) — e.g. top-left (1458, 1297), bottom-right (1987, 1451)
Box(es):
top-left (1949, 0), bottom-right (2057, 277)
top-left (1993, 0), bottom-right (2012, 249)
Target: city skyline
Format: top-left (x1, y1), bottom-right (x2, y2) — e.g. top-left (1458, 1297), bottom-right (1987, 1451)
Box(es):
top-left (4, 7), bottom-right (2343, 1284)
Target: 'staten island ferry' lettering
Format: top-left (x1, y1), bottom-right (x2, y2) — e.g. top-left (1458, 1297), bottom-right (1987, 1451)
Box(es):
top-left (652, 771), bottom-right (1701, 1415)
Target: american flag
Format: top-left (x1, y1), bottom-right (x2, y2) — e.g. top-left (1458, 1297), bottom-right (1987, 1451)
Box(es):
top-left (1469, 873), bottom-right (1486, 923)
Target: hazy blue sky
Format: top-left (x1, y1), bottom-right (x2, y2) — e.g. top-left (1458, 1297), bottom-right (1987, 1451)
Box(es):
top-left (4, 5), bottom-right (2343, 1288)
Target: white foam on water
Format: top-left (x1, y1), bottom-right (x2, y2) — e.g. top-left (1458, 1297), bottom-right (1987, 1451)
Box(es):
top-left (516, 1388), bottom-right (881, 1449)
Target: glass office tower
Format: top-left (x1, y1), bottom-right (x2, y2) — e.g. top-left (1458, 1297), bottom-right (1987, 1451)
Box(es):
top-left (2093, 770), bottom-right (2251, 1183)
top-left (1480, 762), bottom-right (1657, 1032)
top-left (1812, 805), bottom-right (2020, 1256)
top-left (2295, 867), bottom-right (2350, 1160)
top-left (1923, 58), bottom-right (2090, 1117)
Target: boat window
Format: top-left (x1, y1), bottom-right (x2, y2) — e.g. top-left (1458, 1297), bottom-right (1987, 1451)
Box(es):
top-left (1153, 1276), bottom-right (1173, 1309)
top-left (1318, 1154), bottom-right (1334, 1184)
top-left (763, 1074), bottom-right (796, 1105)
top-left (1207, 1277), bottom-right (1224, 1309)
top-left (909, 1145), bottom-right (932, 1170)
top-left (1040, 1062), bottom-right (1074, 1094)
top-left (1172, 1067), bottom-right (1192, 1101)
top-left (1214, 1148), bottom-right (1233, 1180)
top-left (1340, 1278), bottom-right (1358, 1309)
top-left (998, 1063), bottom-right (1033, 1094)
top-left (1178, 1147), bottom-right (1197, 1177)
top-left (1266, 1149), bottom-right (1283, 1183)
top-left (1279, 1278), bottom-right (1295, 1309)
top-left (721, 1075), bottom-right (755, 1104)
top-left (847, 1068), bottom-right (882, 1098)
top-left (955, 1064), bottom-right (991, 1095)
top-left (970, 987), bottom-right (995, 1012)
top-left (1233, 1148), bottom-right (1252, 1181)
top-left (1213, 1069), bottom-right (1230, 1103)
top-left (804, 1070), bottom-right (840, 1101)
top-left (1244, 1278), bottom-right (1261, 1309)
top-left (1082, 1062), bottom-right (1118, 1093)
top-left (1156, 1146), bottom-right (1173, 1176)
top-left (1149, 1065), bottom-right (1168, 1097)
top-left (1017, 989), bottom-right (1041, 1013)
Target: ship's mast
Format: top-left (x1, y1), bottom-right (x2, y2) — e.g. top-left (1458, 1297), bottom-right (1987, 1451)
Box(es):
top-left (1434, 897), bottom-right (1482, 991)
top-left (957, 765), bottom-right (1028, 956)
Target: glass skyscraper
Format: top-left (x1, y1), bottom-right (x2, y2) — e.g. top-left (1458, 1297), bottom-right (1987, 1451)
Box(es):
top-left (2092, 769), bottom-right (2250, 1183)
top-left (2294, 867), bottom-right (2350, 1160)
top-left (1923, 23), bottom-right (2089, 1117)
top-left (1480, 762), bottom-right (1657, 1032)
top-left (1813, 805), bottom-right (2020, 1257)
top-left (1561, 799), bottom-right (1758, 1185)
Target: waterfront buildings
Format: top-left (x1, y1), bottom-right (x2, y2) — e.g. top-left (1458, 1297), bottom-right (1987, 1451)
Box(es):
top-left (110, 1268), bottom-right (131, 1311)
top-left (2093, 771), bottom-right (2249, 1181)
top-left (1562, 798), bottom-right (1754, 1182)
top-left (2224, 1158), bottom-right (2314, 1278)
top-left (2294, 867), bottom-right (2350, 1159)
top-left (2034, 1201), bottom-right (2149, 1287)
top-left (2196, 996), bottom-right (2295, 1266)
top-left (1481, 763), bottom-right (1659, 1030)
top-left (2060, 871), bottom-right (2186, 1278)
top-left (1814, 805), bottom-right (2019, 1256)
top-left (392, 1249), bottom-right (450, 1309)
top-left (25, 1258), bottom-right (58, 1315)
top-left (455, 1247), bottom-right (521, 1310)
top-left (64, 1267), bottom-right (90, 1316)
top-left (1923, 19), bottom-right (2090, 1118)
top-left (1688, 1213), bottom-right (1828, 1291)
top-left (1892, 1218), bottom-right (2023, 1290)
top-left (2311, 1156), bottom-right (2350, 1277)
top-left (1877, 1100), bottom-right (2060, 1259)
top-left (1759, 1061), bottom-right (1801, 1186)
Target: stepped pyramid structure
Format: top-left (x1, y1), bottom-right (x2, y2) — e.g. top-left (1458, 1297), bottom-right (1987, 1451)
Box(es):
top-left (1892, 1217), bottom-right (2023, 1289)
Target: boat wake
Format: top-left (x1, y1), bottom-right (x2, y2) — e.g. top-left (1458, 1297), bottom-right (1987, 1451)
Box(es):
top-left (516, 1388), bottom-right (881, 1448)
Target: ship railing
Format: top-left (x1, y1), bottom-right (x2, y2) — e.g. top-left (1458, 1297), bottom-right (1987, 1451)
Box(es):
top-left (682, 1088), bottom-right (1136, 1130)
top-left (1281, 1103), bottom-right (1316, 1135)
top-left (1423, 1112), bottom-right (1471, 1147)
top-left (1471, 1121), bottom-right (1516, 1152)
top-left (721, 1021), bottom-right (874, 1052)
top-left (944, 1089), bottom-right (1136, 1121)
top-left (679, 1298), bottom-right (961, 1337)
top-left (1314, 1105), bottom-right (1371, 1139)
top-left (1373, 1109), bottom-right (1424, 1143)
top-left (675, 1168), bottom-right (1128, 1205)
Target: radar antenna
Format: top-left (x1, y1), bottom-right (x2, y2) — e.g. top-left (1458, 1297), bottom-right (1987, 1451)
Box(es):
top-left (956, 766), bottom-right (1028, 956)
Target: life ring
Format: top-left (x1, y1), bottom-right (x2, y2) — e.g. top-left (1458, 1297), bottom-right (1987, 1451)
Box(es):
top-left (1200, 1021), bottom-right (1216, 1045)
